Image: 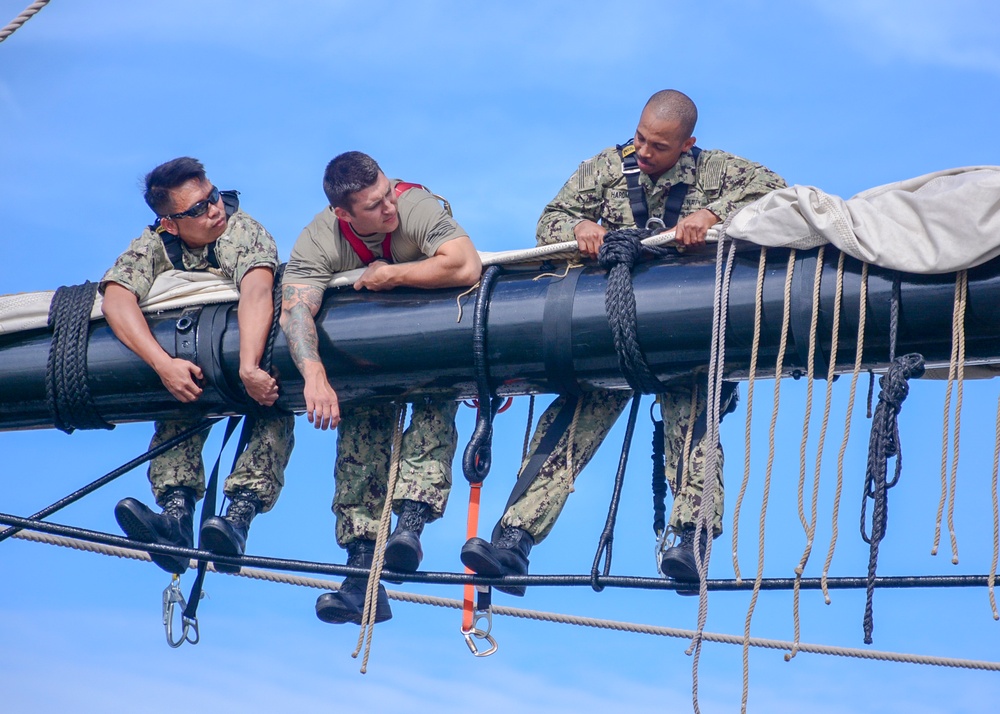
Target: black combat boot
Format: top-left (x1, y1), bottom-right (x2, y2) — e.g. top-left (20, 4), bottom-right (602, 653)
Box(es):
top-left (383, 499), bottom-right (432, 574)
top-left (200, 488), bottom-right (263, 574)
top-left (315, 539), bottom-right (392, 625)
top-left (115, 486), bottom-right (196, 575)
top-left (460, 525), bottom-right (534, 597)
top-left (659, 526), bottom-right (710, 592)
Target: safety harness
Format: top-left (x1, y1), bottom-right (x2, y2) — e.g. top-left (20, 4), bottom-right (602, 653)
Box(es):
top-left (338, 181), bottom-right (427, 265)
top-left (157, 190), bottom-right (241, 271)
top-left (617, 139), bottom-right (702, 230)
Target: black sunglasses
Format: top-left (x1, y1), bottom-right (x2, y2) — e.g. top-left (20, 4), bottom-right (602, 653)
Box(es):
top-left (163, 186), bottom-right (220, 220)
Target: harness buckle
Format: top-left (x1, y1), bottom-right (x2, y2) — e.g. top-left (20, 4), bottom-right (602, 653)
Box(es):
top-left (460, 589), bottom-right (498, 657)
top-left (162, 575), bottom-right (201, 648)
top-left (645, 217), bottom-right (668, 236)
top-left (621, 162), bottom-right (641, 176)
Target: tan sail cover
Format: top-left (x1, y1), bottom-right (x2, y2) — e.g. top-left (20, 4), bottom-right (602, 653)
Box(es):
top-left (725, 166), bottom-right (1000, 274)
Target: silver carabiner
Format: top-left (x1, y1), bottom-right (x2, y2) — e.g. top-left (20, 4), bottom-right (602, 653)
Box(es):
top-left (460, 597), bottom-right (497, 657)
top-left (162, 576), bottom-right (200, 648)
top-left (645, 217), bottom-right (668, 236)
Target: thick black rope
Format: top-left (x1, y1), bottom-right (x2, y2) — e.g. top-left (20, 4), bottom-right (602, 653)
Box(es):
top-left (0, 417), bottom-right (220, 544)
top-left (463, 265), bottom-right (505, 484)
top-left (598, 229), bottom-right (674, 394)
top-left (860, 354), bottom-right (924, 644)
top-left (591, 394), bottom-right (643, 591)
top-left (5, 510), bottom-right (994, 593)
top-left (651, 405), bottom-right (667, 535)
top-left (45, 282), bottom-right (115, 433)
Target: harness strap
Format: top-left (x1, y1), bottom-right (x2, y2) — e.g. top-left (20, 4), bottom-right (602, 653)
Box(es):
top-left (339, 181), bottom-right (430, 266)
top-left (491, 393), bottom-right (580, 541)
top-left (616, 142), bottom-right (702, 229)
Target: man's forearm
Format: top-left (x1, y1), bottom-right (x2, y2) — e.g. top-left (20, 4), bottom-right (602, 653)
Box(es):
top-left (237, 267), bottom-right (275, 373)
top-left (279, 283), bottom-right (326, 376)
top-left (102, 282), bottom-right (172, 373)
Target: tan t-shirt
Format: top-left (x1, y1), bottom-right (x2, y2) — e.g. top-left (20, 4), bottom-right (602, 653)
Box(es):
top-left (283, 181), bottom-right (466, 290)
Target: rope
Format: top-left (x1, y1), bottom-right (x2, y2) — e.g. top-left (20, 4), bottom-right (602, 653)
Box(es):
top-left (789, 247), bottom-right (829, 661)
top-left (651, 406), bottom-right (667, 536)
top-left (598, 228), bottom-right (674, 394)
top-left (741, 249), bottom-right (795, 714)
top-left (462, 265), bottom-right (504, 484)
top-left (13, 527), bottom-right (1000, 672)
top-left (733, 247), bottom-right (767, 583)
top-left (353, 403), bottom-right (406, 672)
top-left (991, 394), bottom-right (1000, 620)
top-left (45, 282), bottom-right (115, 433)
top-left (0, 0), bottom-right (49, 43)
top-left (591, 395), bottom-right (642, 592)
top-left (689, 236), bottom-right (738, 714)
top-left (823, 257), bottom-right (863, 604)
top-left (860, 353), bottom-right (926, 644)
top-left (564, 393), bottom-right (584, 480)
top-left (521, 395), bottom-right (535, 463)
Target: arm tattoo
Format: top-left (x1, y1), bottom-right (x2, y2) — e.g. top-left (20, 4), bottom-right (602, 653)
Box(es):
top-left (280, 284), bottom-right (325, 373)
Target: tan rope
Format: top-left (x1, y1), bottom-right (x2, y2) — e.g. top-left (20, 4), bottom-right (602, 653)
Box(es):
top-left (933, 271), bottom-right (967, 564)
top-left (11, 528), bottom-right (1000, 672)
top-left (733, 247), bottom-right (767, 583)
top-left (789, 247), bottom-right (830, 661)
top-left (991, 394), bottom-right (1000, 620)
top-left (532, 262), bottom-right (583, 281)
top-left (823, 260), bottom-right (867, 603)
top-left (455, 282), bottom-right (479, 323)
top-left (741, 250), bottom-right (796, 714)
top-left (946, 271), bottom-right (968, 565)
top-left (0, 0), bottom-right (49, 43)
top-left (352, 403), bottom-right (407, 672)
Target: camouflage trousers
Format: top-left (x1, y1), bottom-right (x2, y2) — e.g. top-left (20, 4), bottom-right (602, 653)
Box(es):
top-left (501, 384), bottom-right (724, 543)
top-left (148, 414), bottom-right (295, 513)
top-left (333, 399), bottom-right (459, 547)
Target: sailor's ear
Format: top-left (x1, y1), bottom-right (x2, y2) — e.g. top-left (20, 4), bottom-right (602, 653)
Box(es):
top-left (158, 217), bottom-right (178, 235)
top-left (682, 135), bottom-right (697, 153)
top-left (332, 206), bottom-right (351, 222)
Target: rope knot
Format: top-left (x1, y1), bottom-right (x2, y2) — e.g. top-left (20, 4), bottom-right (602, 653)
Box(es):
top-left (598, 228), bottom-right (650, 271)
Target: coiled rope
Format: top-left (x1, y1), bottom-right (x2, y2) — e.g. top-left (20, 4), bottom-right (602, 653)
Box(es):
top-left (45, 282), bottom-right (115, 433)
top-left (599, 228), bottom-right (674, 394)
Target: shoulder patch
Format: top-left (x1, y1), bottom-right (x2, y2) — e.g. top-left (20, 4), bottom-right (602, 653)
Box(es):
top-left (577, 159), bottom-right (597, 191)
top-left (698, 152), bottom-right (727, 192)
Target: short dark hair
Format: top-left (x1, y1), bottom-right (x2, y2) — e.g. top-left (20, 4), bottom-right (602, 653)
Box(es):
top-left (643, 90), bottom-right (698, 140)
top-left (144, 157), bottom-right (207, 216)
top-left (323, 151), bottom-right (382, 211)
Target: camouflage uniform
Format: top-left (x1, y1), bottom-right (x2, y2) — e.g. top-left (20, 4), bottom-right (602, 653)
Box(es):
top-left (502, 146), bottom-right (785, 542)
top-left (283, 182), bottom-right (469, 545)
top-left (332, 399), bottom-right (459, 546)
top-left (100, 208), bottom-right (295, 512)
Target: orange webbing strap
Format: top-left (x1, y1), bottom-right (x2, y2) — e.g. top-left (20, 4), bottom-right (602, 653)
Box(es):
top-left (461, 481), bottom-right (497, 656)
top-left (462, 481), bottom-right (482, 633)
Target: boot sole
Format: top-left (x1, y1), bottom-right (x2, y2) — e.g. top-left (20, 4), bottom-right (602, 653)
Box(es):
top-left (200, 518), bottom-right (244, 574)
top-left (460, 539), bottom-right (527, 597)
top-left (316, 590), bottom-right (392, 625)
top-left (114, 502), bottom-right (190, 575)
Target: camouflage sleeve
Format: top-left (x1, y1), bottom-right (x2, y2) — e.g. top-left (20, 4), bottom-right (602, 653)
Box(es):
top-left (699, 151), bottom-right (786, 223)
top-left (227, 211), bottom-right (279, 288)
top-left (535, 152), bottom-right (609, 247)
top-left (98, 229), bottom-right (164, 300)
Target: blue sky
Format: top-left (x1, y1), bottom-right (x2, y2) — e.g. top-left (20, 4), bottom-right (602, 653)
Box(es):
top-left (2, 1), bottom-right (1000, 712)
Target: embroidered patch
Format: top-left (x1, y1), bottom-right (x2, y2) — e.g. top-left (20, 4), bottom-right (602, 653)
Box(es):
top-left (577, 159), bottom-right (597, 190)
